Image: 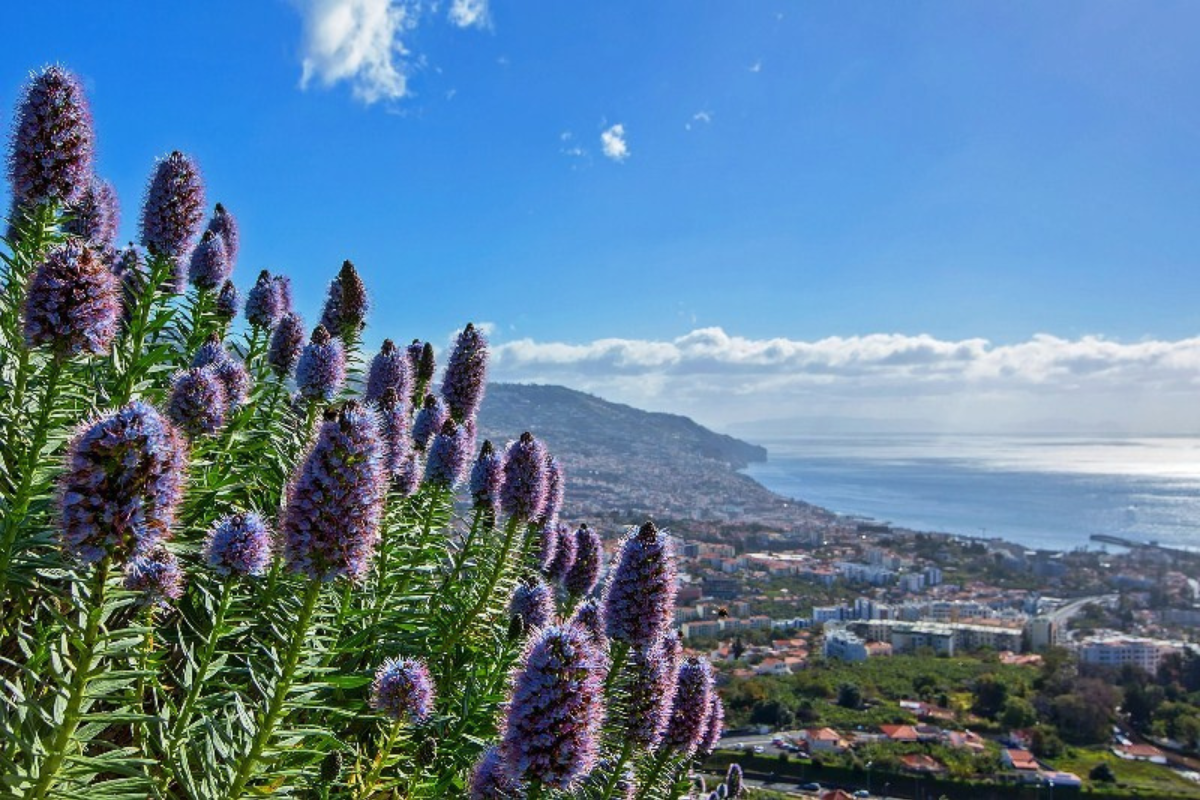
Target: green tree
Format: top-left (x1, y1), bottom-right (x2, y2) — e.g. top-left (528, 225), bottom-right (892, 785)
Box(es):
top-left (971, 673), bottom-right (1009, 719)
top-left (1000, 697), bottom-right (1038, 730)
top-left (837, 682), bottom-right (863, 710)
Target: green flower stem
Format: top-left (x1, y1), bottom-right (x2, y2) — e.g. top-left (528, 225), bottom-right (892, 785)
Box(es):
top-left (357, 718), bottom-right (406, 799)
top-left (599, 739), bottom-right (635, 800)
top-left (223, 578), bottom-right (321, 799)
top-left (526, 779), bottom-right (543, 800)
top-left (438, 506), bottom-right (485, 596)
top-left (25, 557), bottom-right (111, 800)
top-left (440, 514), bottom-right (521, 656)
top-left (168, 578), bottom-right (233, 743)
top-left (0, 354), bottom-right (64, 609)
top-left (633, 749), bottom-right (672, 800)
top-left (115, 254), bottom-right (174, 406)
top-left (183, 287), bottom-right (213, 356)
top-left (603, 641), bottom-right (631, 700)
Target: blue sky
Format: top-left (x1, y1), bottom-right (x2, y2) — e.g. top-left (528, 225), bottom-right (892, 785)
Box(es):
top-left (4, 1), bottom-right (1200, 431)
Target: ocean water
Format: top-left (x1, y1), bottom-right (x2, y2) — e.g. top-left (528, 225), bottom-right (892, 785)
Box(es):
top-left (742, 434), bottom-right (1200, 553)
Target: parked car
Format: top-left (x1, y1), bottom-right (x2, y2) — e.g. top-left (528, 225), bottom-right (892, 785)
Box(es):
top-left (753, 745), bottom-right (765, 753)
top-left (854, 791), bottom-right (871, 798)
top-left (801, 783), bottom-right (822, 792)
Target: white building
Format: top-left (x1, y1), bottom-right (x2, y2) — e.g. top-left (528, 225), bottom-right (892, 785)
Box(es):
top-left (823, 627), bottom-right (869, 662)
top-left (1077, 634), bottom-right (1186, 674)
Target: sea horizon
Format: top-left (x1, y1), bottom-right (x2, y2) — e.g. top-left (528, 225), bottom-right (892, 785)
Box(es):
top-left (741, 431), bottom-right (1200, 554)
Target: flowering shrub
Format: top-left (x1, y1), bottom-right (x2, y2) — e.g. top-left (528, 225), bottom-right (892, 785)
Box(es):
top-left (0, 64), bottom-right (729, 799)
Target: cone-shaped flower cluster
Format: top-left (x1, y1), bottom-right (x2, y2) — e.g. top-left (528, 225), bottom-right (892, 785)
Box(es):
top-left (64, 176), bottom-right (119, 255)
top-left (425, 419), bottom-right (472, 488)
top-left (167, 367), bottom-right (227, 438)
top-left (60, 402), bottom-right (187, 563)
top-left (499, 624), bottom-right (604, 790)
top-left (187, 230), bottom-right (231, 291)
top-left (192, 335), bottom-right (250, 409)
top-left (366, 339), bottom-right (411, 406)
top-left (509, 576), bottom-right (554, 634)
top-left (564, 524), bottom-right (602, 598)
top-left (545, 523), bottom-right (576, 584)
top-left (319, 260), bottom-right (368, 340)
top-left (534, 523), bottom-right (560, 574)
top-left (140, 150), bottom-right (205, 287)
top-left (215, 279), bottom-right (239, 321)
top-left (662, 657), bottom-right (714, 756)
top-left (370, 657), bottom-right (435, 724)
top-left (23, 240), bottom-right (119, 356)
top-left (623, 644), bottom-right (677, 748)
top-left (205, 202), bottom-right (238, 265)
top-left (412, 394), bottom-right (447, 451)
top-left (698, 693), bottom-right (725, 758)
top-left (725, 763), bottom-right (743, 798)
top-left (123, 546), bottom-right (185, 608)
top-left (568, 597), bottom-right (606, 650)
top-left (8, 65), bottom-right (94, 207)
top-left (295, 325), bottom-right (346, 403)
top-left (112, 244), bottom-right (145, 320)
top-left (537, 456), bottom-right (564, 528)
top-left (469, 746), bottom-right (524, 800)
top-left (377, 388), bottom-right (412, 481)
top-left (203, 512), bottom-right (274, 577)
top-left (395, 451), bottom-right (422, 497)
top-left (246, 270), bottom-right (291, 330)
top-left (441, 322), bottom-right (488, 422)
top-left (267, 311), bottom-right (305, 377)
top-left (415, 340), bottom-right (436, 385)
top-left (602, 521), bottom-right (678, 649)
top-left (470, 440), bottom-right (504, 517)
top-left (500, 433), bottom-right (548, 523)
top-left (282, 402), bottom-right (385, 581)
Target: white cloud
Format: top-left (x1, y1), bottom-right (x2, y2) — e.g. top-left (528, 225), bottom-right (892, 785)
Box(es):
top-left (490, 328), bottom-right (1200, 433)
top-left (600, 123), bottom-right (630, 162)
top-left (296, 0), bottom-right (412, 104)
top-left (448, 0), bottom-right (489, 28)
top-left (748, 59), bottom-right (763, 73)
top-left (685, 110), bottom-right (712, 131)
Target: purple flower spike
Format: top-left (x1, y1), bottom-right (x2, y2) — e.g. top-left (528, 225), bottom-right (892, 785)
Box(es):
top-left (395, 450), bottom-right (422, 497)
top-left (215, 279), bottom-right (239, 321)
top-left (417, 341), bottom-right (436, 384)
top-left (545, 523), bottom-right (576, 584)
top-left (405, 339), bottom-right (424, 376)
top-left (411, 394), bottom-right (446, 452)
top-left (510, 576), bottom-right (555, 633)
top-left (23, 240), bottom-right (119, 357)
top-left (245, 270), bottom-right (283, 329)
top-left (267, 311), bottom-right (305, 378)
top-left (424, 419), bottom-right (472, 488)
top-left (536, 456), bottom-right (564, 528)
top-left (662, 657), bottom-right (714, 756)
top-left (533, 523), bottom-right (559, 574)
top-left (273, 275), bottom-right (293, 315)
top-left (602, 522), bottom-right (678, 649)
top-left (698, 693), bottom-right (725, 758)
top-left (140, 151), bottom-right (205, 288)
top-left (365, 339), bottom-right (411, 406)
top-left (441, 322), bottom-right (488, 423)
top-left (187, 230), bottom-right (231, 291)
top-left (112, 244), bottom-right (145, 321)
top-left (124, 546), bottom-right (185, 608)
top-left (370, 656), bottom-right (435, 724)
top-left (470, 440), bottom-right (505, 516)
top-left (725, 763), bottom-right (743, 798)
top-left (378, 388), bottom-right (412, 480)
top-left (8, 65), bottom-right (94, 207)
top-left (192, 335), bottom-right (250, 409)
top-left (60, 402), bottom-right (188, 564)
top-left (282, 401), bottom-right (385, 582)
top-left (167, 367), bottom-right (227, 438)
top-left (319, 260), bottom-right (368, 340)
top-left (295, 325), bottom-right (346, 402)
top-left (205, 202), bottom-right (238, 266)
top-left (64, 176), bottom-right (119, 254)
top-left (500, 433), bottom-right (549, 524)
top-left (623, 644), bottom-right (677, 749)
top-left (469, 746), bottom-right (524, 800)
top-left (500, 624), bottom-right (604, 790)
top-left (660, 628), bottom-right (683, 671)
top-left (568, 596), bottom-right (607, 651)
top-left (564, 524), bottom-right (602, 598)
top-left (203, 511), bottom-right (274, 578)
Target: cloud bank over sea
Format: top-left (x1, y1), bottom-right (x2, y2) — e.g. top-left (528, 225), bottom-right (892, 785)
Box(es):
top-left (490, 327), bottom-right (1200, 434)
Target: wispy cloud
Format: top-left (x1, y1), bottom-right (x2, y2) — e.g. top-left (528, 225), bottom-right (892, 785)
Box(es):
top-left (490, 328), bottom-right (1200, 432)
top-left (685, 110), bottom-right (712, 131)
top-left (296, 0), bottom-right (412, 104)
top-left (748, 59), bottom-right (763, 73)
top-left (448, 0), bottom-right (489, 28)
top-left (600, 123), bottom-right (630, 162)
